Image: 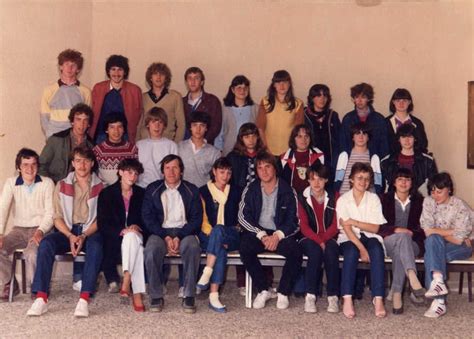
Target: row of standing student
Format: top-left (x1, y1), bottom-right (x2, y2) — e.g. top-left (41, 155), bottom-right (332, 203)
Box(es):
top-left (41, 50), bottom-right (429, 163)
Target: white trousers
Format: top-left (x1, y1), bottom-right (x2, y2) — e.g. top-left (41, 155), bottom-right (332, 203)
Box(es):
top-left (121, 232), bottom-right (146, 294)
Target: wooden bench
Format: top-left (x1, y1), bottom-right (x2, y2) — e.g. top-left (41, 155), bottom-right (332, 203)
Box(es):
top-left (10, 249), bottom-right (474, 307)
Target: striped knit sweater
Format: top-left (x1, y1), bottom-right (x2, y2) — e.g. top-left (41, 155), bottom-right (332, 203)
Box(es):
top-left (93, 140), bottom-right (138, 185)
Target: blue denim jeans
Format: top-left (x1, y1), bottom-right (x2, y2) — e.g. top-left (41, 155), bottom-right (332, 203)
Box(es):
top-left (340, 234), bottom-right (385, 297)
top-left (424, 234), bottom-right (473, 289)
top-left (31, 225), bottom-right (103, 295)
top-left (199, 225), bottom-right (240, 285)
top-left (300, 238), bottom-right (340, 296)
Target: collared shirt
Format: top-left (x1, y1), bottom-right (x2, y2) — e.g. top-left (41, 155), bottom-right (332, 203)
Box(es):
top-left (394, 194), bottom-right (411, 212)
top-left (148, 88), bottom-right (169, 104)
top-left (53, 175), bottom-right (91, 224)
top-left (15, 175), bottom-right (42, 194)
top-left (395, 116), bottom-right (413, 130)
top-left (336, 189), bottom-right (387, 245)
top-left (258, 181), bottom-right (279, 231)
top-left (190, 139), bottom-right (207, 154)
top-left (161, 182), bottom-right (187, 229)
top-left (187, 91), bottom-right (203, 108)
top-left (58, 79), bottom-right (80, 87)
top-left (420, 196), bottom-right (473, 240)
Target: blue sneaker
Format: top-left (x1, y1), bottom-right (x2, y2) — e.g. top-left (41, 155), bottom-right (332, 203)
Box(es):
top-left (209, 302), bottom-right (226, 313)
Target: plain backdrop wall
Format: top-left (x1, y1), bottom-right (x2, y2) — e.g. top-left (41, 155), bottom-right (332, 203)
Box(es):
top-left (1, 0), bottom-right (473, 212)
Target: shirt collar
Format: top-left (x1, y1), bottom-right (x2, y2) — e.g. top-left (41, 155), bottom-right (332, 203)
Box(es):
top-left (104, 138), bottom-right (126, 147)
top-left (147, 88), bottom-right (169, 104)
top-left (187, 91), bottom-right (203, 105)
top-left (58, 79), bottom-right (80, 86)
top-left (395, 193), bottom-right (411, 209)
top-left (15, 175), bottom-right (42, 186)
top-left (165, 181), bottom-right (181, 191)
top-left (260, 179), bottom-right (279, 195)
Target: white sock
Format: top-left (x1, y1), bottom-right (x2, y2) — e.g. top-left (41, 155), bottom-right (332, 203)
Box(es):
top-left (209, 292), bottom-right (225, 308)
top-left (198, 266), bottom-right (213, 285)
top-left (433, 272), bottom-right (444, 282)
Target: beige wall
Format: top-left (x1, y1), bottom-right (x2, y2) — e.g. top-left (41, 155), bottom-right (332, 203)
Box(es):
top-left (1, 0), bottom-right (473, 205)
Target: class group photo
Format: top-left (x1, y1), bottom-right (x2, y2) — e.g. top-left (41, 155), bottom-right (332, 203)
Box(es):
top-left (0, 1), bottom-right (473, 338)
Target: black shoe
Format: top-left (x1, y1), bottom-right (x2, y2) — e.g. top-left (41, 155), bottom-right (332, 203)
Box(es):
top-left (409, 292), bottom-right (425, 306)
top-left (150, 298), bottom-right (164, 312)
top-left (182, 297), bottom-right (196, 313)
top-left (392, 306), bottom-right (404, 315)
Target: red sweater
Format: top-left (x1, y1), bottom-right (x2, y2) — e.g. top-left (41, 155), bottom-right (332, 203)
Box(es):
top-left (298, 192), bottom-right (338, 245)
top-left (90, 80), bottom-right (143, 143)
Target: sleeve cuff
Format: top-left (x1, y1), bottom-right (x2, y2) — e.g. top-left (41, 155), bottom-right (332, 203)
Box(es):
top-left (274, 230), bottom-right (285, 240)
top-left (256, 231), bottom-right (267, 240)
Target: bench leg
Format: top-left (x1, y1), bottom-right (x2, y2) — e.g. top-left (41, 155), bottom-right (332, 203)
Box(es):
top-left (8, 253), bottom-right (18, 303)
top-left (459, 272), bottom-right (464, 294)
top-left (468, 272), bottom-right (472, 302)
top-left (245, 270), bottom-right (252, 308)
top-left (21, 258), bottom-right (26, 293)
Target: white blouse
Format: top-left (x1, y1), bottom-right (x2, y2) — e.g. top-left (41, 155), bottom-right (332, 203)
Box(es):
top-left (336, 189), bottom-right (387, 245)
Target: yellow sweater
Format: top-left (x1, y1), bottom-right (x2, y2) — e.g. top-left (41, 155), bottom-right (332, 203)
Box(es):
top-left (258, 96), bottom-right (304, 155)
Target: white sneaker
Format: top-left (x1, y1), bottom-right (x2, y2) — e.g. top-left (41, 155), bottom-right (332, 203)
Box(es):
top-left (327, 296), bottom-right (340, 313)
top-left (108, 281), bottom-right (119, 293)
top-left (304, 294), bottom-right (317, 313)
top-left (276, 293), bottom-right (289, 310)
top-left (178, 286), bottom-right (184, 298)
top-left (74, 298), bottom-right (89, 318)
top-left (239, 287), bottom-right (246, 297)
top-left (253, 290), bottom-right (272, 309)
top-left (72, 280), bottom-right (82, 292)
top-left (27, 298), bottom-right (48, 316)
top-left (425, 280), bottom-right (448, 298)
top-left (424, 299), bottom-right (447, 318)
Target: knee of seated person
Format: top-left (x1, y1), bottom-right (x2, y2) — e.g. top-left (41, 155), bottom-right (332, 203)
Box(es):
top-left (425, 233), bottom-right (443, 245)
top-left (181, 236), bottom-right (200, 252)
top-left (209, 225), bottom-right (225, 239)
top-left (123, 231), bottom-right (141, 244)
top-left (38, 236), bottom-right (55, 254)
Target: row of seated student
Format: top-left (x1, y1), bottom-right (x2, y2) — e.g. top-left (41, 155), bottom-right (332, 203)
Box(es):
top-left (0, 143), bottom-right (471, 319)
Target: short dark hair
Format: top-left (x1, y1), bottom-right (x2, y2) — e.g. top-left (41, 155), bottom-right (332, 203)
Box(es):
top-left (70, 146), bottom-right (97, 174)
top-left (71, 145), bottom-right (95, 162)
top-left (188, 111), bottom-right (210, 129)
top-left (350, 83), bottom-right (374, 105)
top-left (350, 122), bottom-right (371, 139)
top-left (184, 66), bottom-right (205, 82)
top-left (145, 62), bottom-right (172, 89)
top-left (117, 158), bottom-right (144, 179)
top-left (160, 154), bottom-right (184, 174)
top-left (232, 122), bottom-right (266, 155)
top-left (349, 162), bottom-right (374, 189)
top-left (288, 124), bottom-right (313, 151)
top-left (106, 55), bottom-right (130, 79)
top-left (15, 148), bottom-right (39, 170)
top-left (307, 84), bottom-right (332, 113)
top-left (103, 113), bottom-right (127, 133)
top-left (255, 151), bottom-right (278, 172)
top-left (144, 107), bottom-right (168, 128)
top-left (389, 88), bottom-right (414, 113)
top-left (57, 49), bottom-right (84, 70)
top-left (223, 75), bottom-right (254, 107)
top-left (428, 172), bottom-right (454, 196)
top-left (209, 157), bottom-right (232, 182)
top-left (68, 103), bottom-right (93, 123)
top-left (306, 163), bottom-right (330, 181)
top-left (395, 124), bottom-right (420, 153)
top-left (391, 167), bottom-right (413, 188)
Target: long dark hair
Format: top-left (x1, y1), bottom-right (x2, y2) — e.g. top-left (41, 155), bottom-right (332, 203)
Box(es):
top-left (288, 124), bottom-right (314, 151)
top-left (232, 123), bottom-right (266, 156)
top-left (223, 75), bottom-right (254, 107)
top-left (265, 70), bottom-right (296, 113)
